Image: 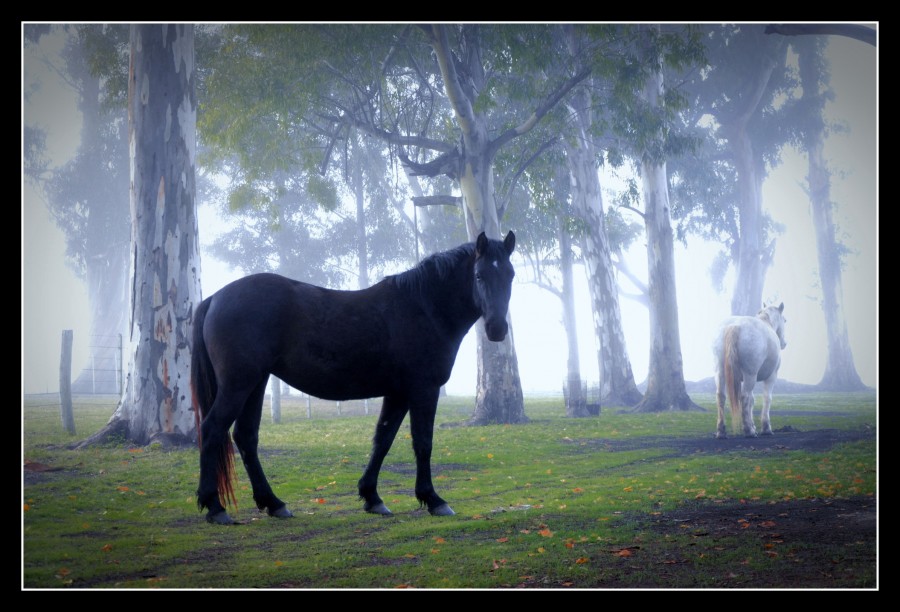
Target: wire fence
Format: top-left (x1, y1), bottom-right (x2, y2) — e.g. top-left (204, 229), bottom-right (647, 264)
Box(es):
top-left (70, 334), bottom-right (124, 395)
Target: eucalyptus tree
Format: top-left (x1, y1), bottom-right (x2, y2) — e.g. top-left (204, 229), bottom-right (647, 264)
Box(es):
top-left (558, 23), bottom-right (644, 407)
top-left (516, 154), bottom-right (589, 417)
top-left (674, 24), bottom-right (792, 317)
top-left (79, 24), bottom-right (201, 447)
top-left (392, 25), bottom-right (591, 424)
top-left (23, 24), bottom-right (132, 394)
top-left (201, 24), bottom-right (590, 424)
top-left (784, 36), bottom-right (868, 391)
top-left (626, 24), bottom-right (705, 413)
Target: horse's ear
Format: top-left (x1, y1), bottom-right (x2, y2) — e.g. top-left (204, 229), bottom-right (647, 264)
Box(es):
top-left (778, 302), bottom-right (784, 313)
top-left (475, 232), bottom-right (488, 257)
top-left (503, 231), bottom-right (516, 255)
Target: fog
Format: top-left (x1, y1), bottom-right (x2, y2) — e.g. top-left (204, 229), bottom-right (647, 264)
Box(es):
top-left (22, 31), bottom-right (876, 398)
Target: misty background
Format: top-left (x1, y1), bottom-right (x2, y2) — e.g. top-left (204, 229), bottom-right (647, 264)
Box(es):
top-left (22, 26), bottom-right (876, 398)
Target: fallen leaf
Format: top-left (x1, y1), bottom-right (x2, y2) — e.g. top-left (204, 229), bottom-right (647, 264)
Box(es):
top-left (539, 528), bottom-right (553, 537)
top-left (575, 557), bottom-right (589, 564)
top-left (497, 537), bottom-right (509, 543)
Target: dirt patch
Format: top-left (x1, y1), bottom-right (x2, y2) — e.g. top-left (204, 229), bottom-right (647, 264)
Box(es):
top-left (551, 425), bottom-right (878, 589)
top-left (570, 423), bottom-right (875, 456)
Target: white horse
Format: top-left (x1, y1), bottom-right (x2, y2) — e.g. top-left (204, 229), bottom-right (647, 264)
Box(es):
top-left (713, 303), bottom-right (787, 438)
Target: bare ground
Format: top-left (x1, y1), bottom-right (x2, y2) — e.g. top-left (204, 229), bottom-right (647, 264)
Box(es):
top-left (537, 421), bottom-right (878, 589)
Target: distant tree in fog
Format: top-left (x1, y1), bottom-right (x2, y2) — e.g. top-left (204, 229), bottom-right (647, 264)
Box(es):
top-left (788, 35), bottom-right (868, 391)
top-left (672, 24), bottom-right (793, 317)
top-left (24, 25), bottom-right (131, 394)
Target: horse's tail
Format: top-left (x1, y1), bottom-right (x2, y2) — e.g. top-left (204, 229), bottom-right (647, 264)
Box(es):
top-left (723, 325), bottom-right (742, 434)
top-left (191, 297), bottom-right (238, 511)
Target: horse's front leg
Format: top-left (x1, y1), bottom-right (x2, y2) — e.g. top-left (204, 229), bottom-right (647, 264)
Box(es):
top-left (408, 387), bottom-right (453, 516)
top-left (358, 395), bottom-right (409, 516)
top-left (232, 378), bottom-right (292, 518)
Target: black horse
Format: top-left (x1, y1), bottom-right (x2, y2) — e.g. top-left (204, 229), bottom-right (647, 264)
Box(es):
top-left (191, 231), bottom-right (516, 524)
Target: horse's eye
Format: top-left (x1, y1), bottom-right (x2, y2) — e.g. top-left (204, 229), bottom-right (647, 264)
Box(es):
top-left (475, 272), bottom-right (483, 282)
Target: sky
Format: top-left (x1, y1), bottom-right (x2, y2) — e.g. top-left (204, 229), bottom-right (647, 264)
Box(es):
top-left (22, 29), bottom-right (877, 398)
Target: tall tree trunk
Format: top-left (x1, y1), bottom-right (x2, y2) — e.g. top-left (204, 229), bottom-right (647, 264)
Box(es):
top-left (727, 123), bottom-right (772, 316)
top-left (427, 25), bottom-right (526, 425)
top-left (559, 215), bottom-right (587, 417)
top-left (797, 42), bottom-right (867, 391)
top-left (565, 143), bottom-right (643, 408)
top-left (720, 34), bottom-right (784, 316)
top-left (352, 148), bottom-right (369, 289)
top-left (632, 25), bottom-right (700, 413)
top-left (561, 24), bottom-right (642, 408)
top-left (462, 188), bottom-right (526, 426)
top-left (77, 24), bottom-right (200, 447)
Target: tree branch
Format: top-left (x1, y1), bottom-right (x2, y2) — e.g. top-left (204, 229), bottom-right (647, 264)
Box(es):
top-left (411, 195), bottom-right (463, 207)
top-left (765, 23), bottom-right (876, 47)
top-left (619, 204), bottom-right (646, 221)
top-left (488, 65), bottom-right (592, 157)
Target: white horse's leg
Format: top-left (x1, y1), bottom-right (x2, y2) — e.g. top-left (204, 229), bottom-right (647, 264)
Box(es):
top-left (715, 367), bottom-right (728, 439)
top-left (760, 378), bottom-right (774, 435)
top-left (740, 369), bottom-right (758, 437)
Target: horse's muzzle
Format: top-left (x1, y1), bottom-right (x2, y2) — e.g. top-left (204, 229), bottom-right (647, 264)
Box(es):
top-left (484, 319), bottom-right (508, 342)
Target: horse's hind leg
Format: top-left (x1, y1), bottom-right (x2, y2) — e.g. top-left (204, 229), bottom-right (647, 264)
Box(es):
top-left (358, 394), bottom-right (409, 516)
top-left (714, 367), bottom-right (728, 439)
top-left (739, 374), bottom-right (758, 437)
top-left (232, 377), bottom-right (293, 518)
top-left (408, 387), bottom-right (453, 516)
top-left (197, 392), bottom-right (245, 525)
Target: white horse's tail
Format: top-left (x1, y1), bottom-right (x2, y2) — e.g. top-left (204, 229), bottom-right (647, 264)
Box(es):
top-left (723, 326), bottom-right (742, 434)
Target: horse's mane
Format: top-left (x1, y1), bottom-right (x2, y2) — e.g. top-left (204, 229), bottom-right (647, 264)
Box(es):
top-left (391, 243), bottom-right (475, 299)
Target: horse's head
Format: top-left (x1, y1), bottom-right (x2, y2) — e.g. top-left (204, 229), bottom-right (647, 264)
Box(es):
top-left (759, 302), bottom-right (787, 350)
top-left (473, 231), bottom-right (516, 342)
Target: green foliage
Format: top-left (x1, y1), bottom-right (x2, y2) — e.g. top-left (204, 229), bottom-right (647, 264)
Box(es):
top-left (306, 174), bottom-right (339, 211)
top-left (24, 392), bottom-right (875, 588)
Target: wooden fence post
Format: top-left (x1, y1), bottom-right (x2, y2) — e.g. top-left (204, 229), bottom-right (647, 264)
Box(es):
top-left (270, 375), bottom-right (282, 424)
top-left (59, 330), bottom-right (76, 435)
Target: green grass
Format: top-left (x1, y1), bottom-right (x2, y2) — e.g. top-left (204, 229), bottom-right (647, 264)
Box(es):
top-left (22, 392), bottom-right (876, 589)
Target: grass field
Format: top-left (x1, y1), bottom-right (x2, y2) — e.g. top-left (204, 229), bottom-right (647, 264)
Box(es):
top-left (22, 391), bottom-right (877, 589)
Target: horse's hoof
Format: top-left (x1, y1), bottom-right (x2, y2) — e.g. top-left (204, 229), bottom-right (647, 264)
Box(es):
top-left (206, 511), bottom-right (235, 525)
top-left (429, 503), bottom-right (455, 516)
top-left (269, 505), bottom-right (293, 518)
top-left (365, 502), bottom-right (393, 516)
top-left (715, 432), bottom-right (727, 439)
top-left (761, 429), bottom-right (773, 436)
